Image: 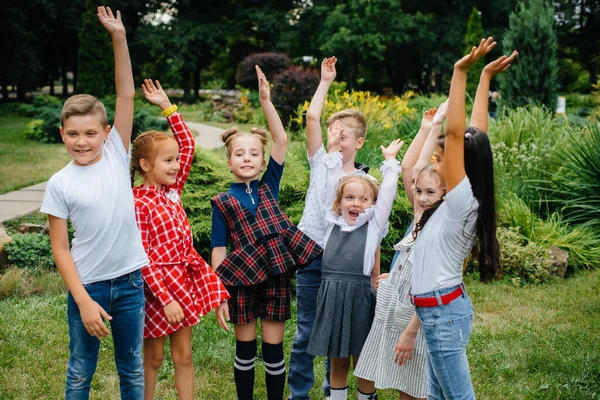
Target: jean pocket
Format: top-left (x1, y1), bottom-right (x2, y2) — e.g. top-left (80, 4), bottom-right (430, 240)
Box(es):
top-left (447, 311), bottom-right (473, 345)
top-left (130, 270), bottom-right (144, 289)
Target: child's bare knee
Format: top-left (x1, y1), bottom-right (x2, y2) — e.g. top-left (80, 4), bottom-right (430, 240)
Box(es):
top-left (171, 347), bottom-right (193, 367)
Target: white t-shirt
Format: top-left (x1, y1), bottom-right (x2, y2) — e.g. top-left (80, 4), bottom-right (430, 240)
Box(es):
top-left (411, 176), bottom-right (479, 295)
top-left (298, 145), bottom-right (367, 247)
top-left (41, 126), bottom-right (148, 284)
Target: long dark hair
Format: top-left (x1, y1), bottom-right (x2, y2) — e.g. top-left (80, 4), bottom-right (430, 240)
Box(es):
top-left (414, 127), bottom-right (500, 282)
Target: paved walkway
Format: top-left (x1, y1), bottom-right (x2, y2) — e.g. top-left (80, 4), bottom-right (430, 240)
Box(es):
top-left (0, 122), bottom-right (225, 224)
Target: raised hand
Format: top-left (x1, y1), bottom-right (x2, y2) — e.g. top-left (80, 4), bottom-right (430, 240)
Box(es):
top-left (97, 6), bottom-right (125, 37)
top-left (255, 65), bottom-right (270, 102)
top-left (455, 37), bottom-right (496, 71)
top-left (142, 79), bottom-right (172, 111)
top-left (327, 120), bottom-right (342, 153)
top-left (420, 107), bottom-right (437, 131)
top-left (483, 50), bottom-right (519, 78)
top-left (380, 138), bottom-right (405, 161)
top-left (432, 100), bottom-right (449, 125)
top-left (321, 57), bottom-right (337, 84)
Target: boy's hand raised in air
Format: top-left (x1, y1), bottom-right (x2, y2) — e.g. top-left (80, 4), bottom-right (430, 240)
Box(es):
top-left (327, 120), bottom-right (342, 154)
top-left (97, 6), bottom-right (125, 38)
top-left (381, 139), bottom-right (405, 161)
top-left (142, 79), bottom-right (173, 111)
top-left (455, 37), bottom-right (496, 71)
top-left (256, 65), bottom-right (270, 102)
top-left (320, 57), bottom-right (337, 84)
top-left (482, 50), bottom-right (519, 78)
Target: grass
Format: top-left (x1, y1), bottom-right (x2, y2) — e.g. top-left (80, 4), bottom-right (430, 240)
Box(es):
top-left (1, 270), bottom-right (599, 399)
top-left (0, 115), bottom-right (71, 194)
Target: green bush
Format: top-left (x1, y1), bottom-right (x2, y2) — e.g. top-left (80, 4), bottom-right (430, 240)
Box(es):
top-left (5, 234), bottom-right (55, 270)
top-left (17, 103), bottom-right (36, 117)
top-left (23, 119), bottom-right (45, 141)
top-left (496, 227), bottom-right (554, 285)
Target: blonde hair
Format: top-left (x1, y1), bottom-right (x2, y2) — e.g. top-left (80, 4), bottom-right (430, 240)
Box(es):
top-left (332, 175), bottom-right (379, 215)
top-left (326, 109), bottom-right (367, 140)
top-left (415, 164), bottom-right (442, 189)
top-left (61, 94), bottom-right (108, 127)
top-left (221, 127), bottom-right (269, 159)
top-left (130, 130), bottom-right (176, 186)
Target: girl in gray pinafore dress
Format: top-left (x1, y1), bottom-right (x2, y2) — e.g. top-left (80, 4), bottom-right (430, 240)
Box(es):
top-left (307, 140), bottom-right (402, 400)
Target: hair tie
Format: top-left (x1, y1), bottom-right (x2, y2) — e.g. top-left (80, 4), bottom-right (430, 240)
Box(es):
top-left (465, 132), bottom-right (472, 138)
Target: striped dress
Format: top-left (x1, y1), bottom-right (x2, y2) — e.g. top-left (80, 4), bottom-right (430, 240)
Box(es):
top-left (354, 233), bottom-right (427, 397)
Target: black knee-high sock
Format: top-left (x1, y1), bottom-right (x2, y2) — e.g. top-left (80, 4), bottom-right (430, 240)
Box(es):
top-left (262, 341), bottom-right (286, 400)
top-left (234, 340), bottom-right (257, 400)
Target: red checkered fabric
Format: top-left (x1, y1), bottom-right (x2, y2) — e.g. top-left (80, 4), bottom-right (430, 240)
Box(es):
top-left (211, 181), bottom-right (322, 287)
top-left (226, 272), bottom-right (292, 324)
top-left (134, 113), bottom-right (230, 338)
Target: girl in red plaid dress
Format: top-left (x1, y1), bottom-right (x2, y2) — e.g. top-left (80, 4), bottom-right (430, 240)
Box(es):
top-left (131, 79), bottom-right (230, 400)
top-left (211, 66), bottom-right (321, 400)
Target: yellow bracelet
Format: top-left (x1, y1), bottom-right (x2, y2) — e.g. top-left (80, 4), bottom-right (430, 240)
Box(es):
top-left (162, 104), bottom-right (178, 118)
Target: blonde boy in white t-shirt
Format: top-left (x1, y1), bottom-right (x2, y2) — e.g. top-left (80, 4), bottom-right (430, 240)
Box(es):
top-left (41, 7), bottom-right (148, 398)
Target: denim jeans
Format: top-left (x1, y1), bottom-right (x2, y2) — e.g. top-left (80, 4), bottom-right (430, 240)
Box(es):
top-left (287, 256), bottom-right (330, 399)
top-left (414, 284), bottom-right (475, 400)
top-left (66, 270), bottom-right (145, 400)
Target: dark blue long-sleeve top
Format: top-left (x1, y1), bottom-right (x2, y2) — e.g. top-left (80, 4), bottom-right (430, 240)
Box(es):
top-left (210, 157), bottom-right (284, 248)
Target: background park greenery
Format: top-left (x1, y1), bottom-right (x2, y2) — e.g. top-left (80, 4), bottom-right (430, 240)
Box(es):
top-left (1, 0), bottom-right (600, 398)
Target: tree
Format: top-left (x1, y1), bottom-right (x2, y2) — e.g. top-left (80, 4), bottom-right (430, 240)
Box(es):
top-left (464, 7), bottom-right (485, 96)
top-left (76, 0), bottom-right (114, 97)
top-left (498, 0), bottom-right (559, 110)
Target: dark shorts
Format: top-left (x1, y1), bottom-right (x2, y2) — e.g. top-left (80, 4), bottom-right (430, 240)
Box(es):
top-left (226, 273), bottom-right (292, 325)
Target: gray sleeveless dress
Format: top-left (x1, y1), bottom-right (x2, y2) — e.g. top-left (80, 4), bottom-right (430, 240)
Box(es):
top-left (307, 223), bottom-right (375, 358)
top-left (354, 233), bottom-right (427, 397)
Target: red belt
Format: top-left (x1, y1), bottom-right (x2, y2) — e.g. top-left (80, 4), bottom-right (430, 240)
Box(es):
top-left (411, 285), bottom-right (464, 307)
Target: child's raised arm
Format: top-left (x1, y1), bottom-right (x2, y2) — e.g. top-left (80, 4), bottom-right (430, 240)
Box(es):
top-left (256, 65), bottom-right (287, 164)
top-left (414, 100), bottom-right (448, 173)
top-left (445, 38), bottom-right (495, 192)
top-left (377, 139), bottom-right (404, 226)
top-left (306, 57), bottom-right (337, 157)
top-left (97, 6), bottom-right (135, 152)
top-left (470, 50), bottom-right (518, 132)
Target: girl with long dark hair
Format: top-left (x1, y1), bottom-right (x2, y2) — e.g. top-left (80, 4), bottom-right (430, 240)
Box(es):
top-left (409, 38), bottom-right (518, 399)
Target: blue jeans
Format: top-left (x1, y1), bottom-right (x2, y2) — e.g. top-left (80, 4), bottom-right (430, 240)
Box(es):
top-left (288, 256), bottom-right (330, 399)
top-left (66, 270), bottom-right (145, 400)
top-left (414, 284), bottom-right (475, 400)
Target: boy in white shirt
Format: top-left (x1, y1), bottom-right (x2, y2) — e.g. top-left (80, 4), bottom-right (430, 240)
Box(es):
top-left (41, 7), bottom-right (148, 399)
top-left (288, 57), bottom-right (376, 400)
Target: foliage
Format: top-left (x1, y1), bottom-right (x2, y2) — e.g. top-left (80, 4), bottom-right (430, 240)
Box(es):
top-left (495, 227), bottom-right (554, 284)
top-left (589, 75), bottom-right (600, 122)
top-left (23, 119), bottom-right (45, 142)
top-left (5, 234), bottom-right (55, 270)
top-left (464, 8), bottom-right (485, 97)
top-left (272, 67), bottom-right (319, 124)
top-left (498, 0), bottom-right (560, 110)
top-left (542, 123), bottom-right (600, 236)
top-left (0, 268), bottom-right (65, 299)
top-left (497, 192), bottom-right (600, 270)
top-left (236, 53), bottom-right (292, 90)
top-left (558, 58), bottom-right (591, 93)
top-left (76, 0), bottom-right (113, 97)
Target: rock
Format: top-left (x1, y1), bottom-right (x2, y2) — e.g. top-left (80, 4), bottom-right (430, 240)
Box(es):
top-left (550, 245), bottom-right (569, 278)
top-left (0, 224), bottom-right (13, 269)
top-left (18, 223), bottom-right (46, 234)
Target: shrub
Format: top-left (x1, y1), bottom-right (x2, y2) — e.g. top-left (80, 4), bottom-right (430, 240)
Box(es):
top-left (5, 234), bottom-right (55, 270)
top-left (0, 267), bottom-right (65, 299)
top-left (496, 227), bottom-right (554, 285)
top-left (23, 119), bottom-right (45, 141)
top-left (272, 67), bottom-right (319, 124)
top-left (236, 53), bottom-right (292, 90)
top-left (32, 94), bottom-right (62, 109)
top-left (17, 103), bottom-right (36, 117)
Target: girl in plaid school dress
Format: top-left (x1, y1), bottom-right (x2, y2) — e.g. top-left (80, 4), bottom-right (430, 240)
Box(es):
top-left (211, 66), bottom-right (321, 400)
top-left (131, 79), bottom-right (230, 400)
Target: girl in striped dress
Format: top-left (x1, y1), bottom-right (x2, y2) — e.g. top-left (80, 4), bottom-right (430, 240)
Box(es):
top-left (131, 79), bottom-right (230, 400)
top-left (354, 101), bottom-right (448, 400)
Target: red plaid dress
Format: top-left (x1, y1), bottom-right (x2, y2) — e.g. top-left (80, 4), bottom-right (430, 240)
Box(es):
top-left (212, 182), bottom-right (322, 287)
top-left (134, 113), bottom-right (230, 338)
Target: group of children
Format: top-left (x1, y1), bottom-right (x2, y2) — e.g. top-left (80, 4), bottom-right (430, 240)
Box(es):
top-left (41, 6), bottom-right (518, 400)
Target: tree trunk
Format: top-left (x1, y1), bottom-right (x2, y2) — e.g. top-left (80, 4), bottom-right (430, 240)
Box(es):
top-left (49, 74), bottom-right (55, 96)
top-left (62, 68), bottom-right (69, 97)
top-left (17, 81), bottom-right (26, 101)
top-left (182, 69), bottom-right (191, 98)
top-left (1, 75), bottom-right (8, 101)
top-left (193, 68), bottom-right (201, 98)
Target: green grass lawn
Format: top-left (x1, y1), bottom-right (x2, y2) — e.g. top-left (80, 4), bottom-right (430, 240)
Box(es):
top-left (0, 115), bottom-right (72, 194)
top-left (1, 270), bottom-right (599, 399)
